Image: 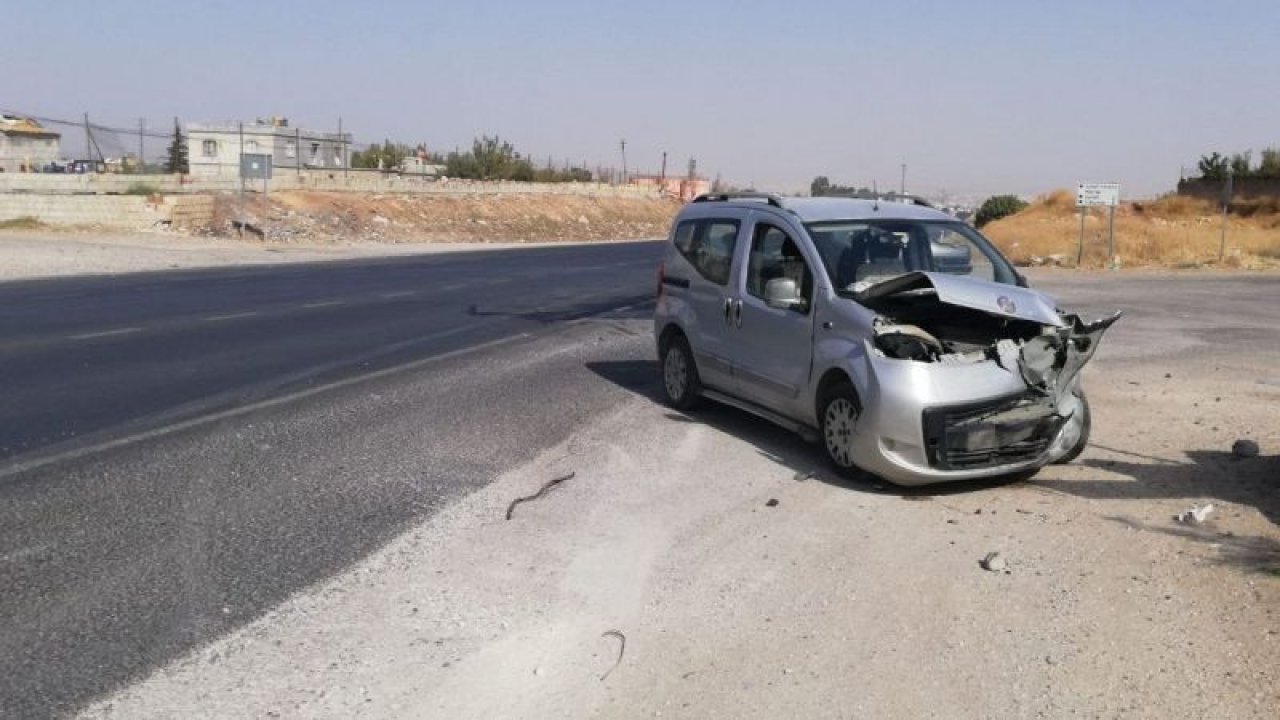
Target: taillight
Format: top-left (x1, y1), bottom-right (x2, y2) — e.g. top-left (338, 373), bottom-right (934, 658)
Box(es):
top-left (657, 261), bottom-right (665, 300)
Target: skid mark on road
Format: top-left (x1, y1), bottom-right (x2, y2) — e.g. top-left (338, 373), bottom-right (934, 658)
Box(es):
top-left (380, 290), bottom-right (417, 299)
top-left (68, 327), bottom-right (142, 341)
top-left (202, 311), bottom-right (259, 322)
top-left (302, 300), bottom-right (344, 309)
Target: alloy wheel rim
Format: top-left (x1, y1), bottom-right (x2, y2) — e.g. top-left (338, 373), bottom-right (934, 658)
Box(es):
top-left (824, 398), bottom-right (858, 467)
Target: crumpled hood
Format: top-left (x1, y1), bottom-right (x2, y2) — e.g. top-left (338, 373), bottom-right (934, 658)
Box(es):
top-left (854, 271), bottom-right (1065, 327)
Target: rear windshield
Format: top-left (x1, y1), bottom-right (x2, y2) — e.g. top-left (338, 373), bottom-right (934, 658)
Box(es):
top-left (803, 220), bottom-right (1017, 290)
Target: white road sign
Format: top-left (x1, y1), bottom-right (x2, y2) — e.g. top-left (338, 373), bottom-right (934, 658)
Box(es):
top-left (1076, 183), bottom-right (1120, 207)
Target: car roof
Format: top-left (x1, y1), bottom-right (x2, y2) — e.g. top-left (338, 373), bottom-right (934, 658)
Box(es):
top-left (680, 194), bottom-right (956, 224)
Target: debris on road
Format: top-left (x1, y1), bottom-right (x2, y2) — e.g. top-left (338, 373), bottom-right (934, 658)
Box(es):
top-left (980, 552), bottom-right (1008, 572)
top-left (1231, 439), bottom-right (1260, 458)
top-left (765, 498), bottom-right (780, 508)
top-left (505, 472), bottom-right (576, 520)
top-left (1176, 503), bottom-right (1215, 525)
top-left (600, 630), bottom-right (627, 681)
top-left (793, 470), bottom-right (816, 482)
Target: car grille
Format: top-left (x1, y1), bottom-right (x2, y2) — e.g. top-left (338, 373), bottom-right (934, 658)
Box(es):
top-left (922, 391), bottom-right (1061, 471)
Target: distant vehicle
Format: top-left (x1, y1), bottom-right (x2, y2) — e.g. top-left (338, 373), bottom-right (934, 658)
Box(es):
top-left (40, 162), bottom-right (67, 174)
top-left (653, 192), bottom-right (1120, 486)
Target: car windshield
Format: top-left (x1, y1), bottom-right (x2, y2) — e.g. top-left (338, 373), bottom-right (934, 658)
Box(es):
top-left (804, 219), bottom-right (1017, 291)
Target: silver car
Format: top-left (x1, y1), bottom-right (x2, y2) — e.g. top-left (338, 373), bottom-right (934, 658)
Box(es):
top-left (653, 193), bottom-right (1120, 486)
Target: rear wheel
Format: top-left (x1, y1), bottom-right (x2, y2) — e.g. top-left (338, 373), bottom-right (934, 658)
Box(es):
top-left (660, 334), bottom-right (702, 410)
top-left (1052, 390), bottom-right (1091, 464)
top-left (819, 383), bottom-right (864, 478)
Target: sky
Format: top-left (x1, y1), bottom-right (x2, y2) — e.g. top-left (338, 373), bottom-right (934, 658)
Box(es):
top-left (3, 0), bottom-right (1277, 199)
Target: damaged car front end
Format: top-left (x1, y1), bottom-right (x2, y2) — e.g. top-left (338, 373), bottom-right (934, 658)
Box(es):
top-left (833, 272), bottom-right (1120, 486)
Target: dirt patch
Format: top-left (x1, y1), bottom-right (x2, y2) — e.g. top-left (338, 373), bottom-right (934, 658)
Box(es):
top-left (212, 191), bottom-right (680, 244)
top-left (984, 189), bottom-right (1280, 269)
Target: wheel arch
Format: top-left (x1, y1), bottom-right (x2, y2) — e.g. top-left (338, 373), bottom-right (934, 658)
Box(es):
top-left (815, 367), bottom-right (860, 420)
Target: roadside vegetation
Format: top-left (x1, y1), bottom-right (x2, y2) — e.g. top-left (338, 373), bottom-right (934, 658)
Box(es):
top-left (981, 190), bottom-right (1280, 268)
top-left (0, 216), bottom-right (44, 230)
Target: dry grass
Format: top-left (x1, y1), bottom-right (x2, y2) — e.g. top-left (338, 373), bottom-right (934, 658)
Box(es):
top-left (0, 216), bottom-right (44, 231)
top-left (982, 190), bottom-right (1280, 269)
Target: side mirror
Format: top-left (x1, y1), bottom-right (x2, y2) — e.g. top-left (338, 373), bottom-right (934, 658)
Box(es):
top-left (764, 277), bottom-right (803, 310)
top-left (1015, 272), bottom-right (1030, 288)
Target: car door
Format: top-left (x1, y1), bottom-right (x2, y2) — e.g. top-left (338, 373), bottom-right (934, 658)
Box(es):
top-left (729, 215), bottom-right (817, 415)
top-left (669, 217), bottom-right (744, 392)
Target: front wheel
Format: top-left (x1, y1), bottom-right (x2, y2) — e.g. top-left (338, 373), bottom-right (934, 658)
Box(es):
top-left (819, 383), bottom-right (864, 479)
top-left (660, 334), bottom-right (702, 410)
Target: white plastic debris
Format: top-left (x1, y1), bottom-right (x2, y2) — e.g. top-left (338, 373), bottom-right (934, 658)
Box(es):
top-left (1176, 503), bottom-right (1215, 525)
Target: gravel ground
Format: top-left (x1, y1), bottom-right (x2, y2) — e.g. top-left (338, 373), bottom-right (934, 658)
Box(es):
top-left (76, 270), bottom-right (1280, 719)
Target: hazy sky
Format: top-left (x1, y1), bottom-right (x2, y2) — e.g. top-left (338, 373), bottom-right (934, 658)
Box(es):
top-left (4, 0), bottom-right (1277, 198)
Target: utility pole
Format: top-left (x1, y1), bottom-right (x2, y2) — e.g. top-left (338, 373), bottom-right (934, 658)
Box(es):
top-left (295, 127), bottom-right (301, 177)
top-left (1219, 167), bottom-right (1233, 261)
top-left (660, 151), bottom-right (667, 185)
top-left (138, 118), bottom-right (145, 174)
top-left (83, 113), bottom-right (91, 164)
top-left (900, 163), bottom-right (906, 196)
top-left (619, 139), bottom-right (627, 185)
top-left (239, 121), bottom-right (245, 200)
top-left (339, 117), bottom-right (348, 179)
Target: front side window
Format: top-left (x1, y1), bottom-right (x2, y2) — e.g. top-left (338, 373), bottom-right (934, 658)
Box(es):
top-left (672, 219), bottom-right (739, 285)
top-left (806, 220), bottom-right (1015, 290)
top-left (747, 224), bottom-right (812, 313)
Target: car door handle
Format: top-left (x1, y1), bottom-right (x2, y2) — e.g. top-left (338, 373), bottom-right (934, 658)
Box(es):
top-left (822, 321), bottom-right (834, 330)
top-left (723, 298), bottom-right (733, 325)
top-left (733, 299), bottom-right (743, 328)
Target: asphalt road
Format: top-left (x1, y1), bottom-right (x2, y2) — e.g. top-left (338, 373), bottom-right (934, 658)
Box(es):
top-left (0, 241), bottom-right (663, 718)
top-left (2, 244), bottom-right (1277, 718)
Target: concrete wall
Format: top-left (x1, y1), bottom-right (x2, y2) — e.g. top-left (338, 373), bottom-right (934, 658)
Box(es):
top-left (0, 171), bottom-right (661, 198)
top-left (0, 194), bottom-right (215, 230)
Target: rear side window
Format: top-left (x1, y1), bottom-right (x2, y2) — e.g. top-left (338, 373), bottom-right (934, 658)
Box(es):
top-left (672, 219), bottom-right (739, 286)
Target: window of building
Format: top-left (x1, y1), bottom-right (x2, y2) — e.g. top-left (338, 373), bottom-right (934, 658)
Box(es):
top-left (245, 140), bottom-right (258, 152)
top-left (310, 143), bottom-right (320, 162)
top-left (285, 141), bottom-right (296, 159)
top-left (202, 140), bottom-right (217, 157)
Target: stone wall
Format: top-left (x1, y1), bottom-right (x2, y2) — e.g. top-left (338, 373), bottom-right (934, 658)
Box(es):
top-left (0, 194), bottom-right (215, 230)
top-left (0, 171), bottom-right (660, 198)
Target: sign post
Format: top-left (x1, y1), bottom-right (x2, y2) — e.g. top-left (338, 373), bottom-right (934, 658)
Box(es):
top-left (1075, 183), bottom-right (1120, 269)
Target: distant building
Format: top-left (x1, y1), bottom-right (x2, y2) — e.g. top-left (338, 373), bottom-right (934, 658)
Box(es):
top-left (185, 117), bottom-right (351, 177)
top-left (0, 114), bottom-right (61, 172)
top-left (629, 174), bottom-right (712, 202)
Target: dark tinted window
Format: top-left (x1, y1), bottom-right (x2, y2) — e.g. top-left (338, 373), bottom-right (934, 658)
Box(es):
top-left (672, 219), bottom-right (739, 285)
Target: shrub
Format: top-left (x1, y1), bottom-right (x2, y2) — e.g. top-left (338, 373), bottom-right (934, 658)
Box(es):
top-left (974, 195), bottom-right (1028, 227)
top-left (124, 182), bottom-right (161, 196)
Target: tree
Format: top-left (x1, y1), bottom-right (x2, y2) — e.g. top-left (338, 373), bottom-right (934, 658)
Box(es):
top-left (810, 176), bottom-right (831, 196)
top-left (1197, 152), bottom-right (1228, 181)
top-left (164, 119), bottom-right (188, 174)
top-left (1229, 151), bottom-right (1253, 177)
top-left (974, 195), bottom-right (1028, 227)
top-left (1259, 147), bottom-right (1280, 178)
top-left (444, 135), bottom-right (535, 180)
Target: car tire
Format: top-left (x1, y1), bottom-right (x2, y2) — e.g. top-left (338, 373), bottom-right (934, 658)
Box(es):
top-left (819, 382), bottom-right (865, 479)
top-left (1052, 390), bottom-right (1091, 465)
top-left (660, 334), bottom-right (702, 410)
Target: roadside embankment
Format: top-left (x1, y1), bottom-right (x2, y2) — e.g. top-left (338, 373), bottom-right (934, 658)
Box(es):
top-left (983, 190), bottom-right (1280, 269)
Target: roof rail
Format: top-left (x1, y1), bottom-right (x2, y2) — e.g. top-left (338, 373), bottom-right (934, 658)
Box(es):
top-left (691, 192), bottom-right (786, 209)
